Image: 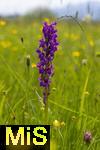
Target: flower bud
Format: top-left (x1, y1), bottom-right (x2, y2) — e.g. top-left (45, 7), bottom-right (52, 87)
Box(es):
top-left (26, 55), bottom-right (30, 67)
top-left (84, 131), bottom-right (92, 143)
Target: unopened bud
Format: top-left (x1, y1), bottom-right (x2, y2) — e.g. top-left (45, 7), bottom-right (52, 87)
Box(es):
top-left (26, 55), bottom-right (30, 67)
top-left (21, 37), bottom-right (24, 43)
top-left (84, 131), bottom-right (92, 143)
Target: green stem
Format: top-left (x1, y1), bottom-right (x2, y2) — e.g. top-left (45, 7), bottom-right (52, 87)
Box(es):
top-left (43, 87), bottom-right (49, 124)
top-left (23, 56), bottom-right (30, 124)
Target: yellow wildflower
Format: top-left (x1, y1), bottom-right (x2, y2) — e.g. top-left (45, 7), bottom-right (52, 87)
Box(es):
top-left (53, 120), bottom-right (60, 128)
top-left (0, 40), bottom-right (12, 48)
top-left (32, 63), bottom-right (36, 68)
top-left (89, 39), bottom-right (95, 47)
top-left (11, 29), bottom-right (17, 35)
top-left (72, 51), bottom-right (80, 57)
top-left (53, 120), bottom-right (65, 128)
top-left (0, 20), bottom-right (6, 26)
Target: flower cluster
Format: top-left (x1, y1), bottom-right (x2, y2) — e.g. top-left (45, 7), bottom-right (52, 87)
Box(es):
top-left (36, 22), bottom-right (59, 88)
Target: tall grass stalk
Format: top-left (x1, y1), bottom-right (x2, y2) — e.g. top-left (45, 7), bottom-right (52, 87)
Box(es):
top-left (78, 69), bottom-right (91, 130)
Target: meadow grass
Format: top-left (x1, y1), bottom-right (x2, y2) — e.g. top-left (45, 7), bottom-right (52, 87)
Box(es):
top-left (0, 18), bottom-right (100, 149)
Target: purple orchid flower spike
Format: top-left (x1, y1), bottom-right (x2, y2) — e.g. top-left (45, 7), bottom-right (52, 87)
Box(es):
top-left (36, 21), bottom-right (59, 106)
